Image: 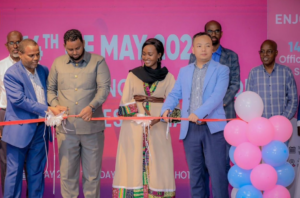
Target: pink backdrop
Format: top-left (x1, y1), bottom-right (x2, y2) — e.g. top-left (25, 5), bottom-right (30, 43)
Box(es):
top-left (0, 0), bottom-right (268, 197)
top-left (268, 0), bottom-right (300, 96)
top-left (267, 0), bottom-right (300, 197)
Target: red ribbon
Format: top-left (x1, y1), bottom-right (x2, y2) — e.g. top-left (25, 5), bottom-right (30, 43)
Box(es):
top-left (0, 115), bottom-right (239, 126)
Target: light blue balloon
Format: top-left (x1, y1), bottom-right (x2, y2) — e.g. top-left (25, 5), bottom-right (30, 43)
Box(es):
top-left (275, 162), bottom-right (295, 187)
top-left (229, 146), bottom-right (236, 164)
top-left (262, 140), bottom-right (289, 166)
top-left (228, 165), bottom-right (252, 188)
top-left (236, 185), bottom-right (263, 198)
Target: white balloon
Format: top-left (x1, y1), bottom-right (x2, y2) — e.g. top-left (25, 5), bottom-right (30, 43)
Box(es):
top-left (234, 91), bottom-right (264, 122)
top-left (231, 188), bottom-right (238, 198)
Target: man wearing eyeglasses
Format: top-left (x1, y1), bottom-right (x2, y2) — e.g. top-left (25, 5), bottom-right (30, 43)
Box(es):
top-left (246, 40), bottom-right (298, 120)
top-left (0, 30), bottom-right (23, 195)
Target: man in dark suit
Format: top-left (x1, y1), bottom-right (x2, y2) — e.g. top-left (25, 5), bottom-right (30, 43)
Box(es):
top-left (2, 39), bottom-right (65, 198)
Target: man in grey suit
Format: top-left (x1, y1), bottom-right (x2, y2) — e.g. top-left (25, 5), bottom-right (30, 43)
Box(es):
top-left (47, 29), bottom-right (111, 198)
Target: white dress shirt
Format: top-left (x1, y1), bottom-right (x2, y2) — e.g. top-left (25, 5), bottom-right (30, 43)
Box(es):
top-left (25, 68), bottom-right (46, 105)
top-left (0, 56), bottom-right (16, 109)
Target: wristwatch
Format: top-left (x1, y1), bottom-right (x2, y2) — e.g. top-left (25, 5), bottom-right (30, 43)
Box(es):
top-left (89, 105), bottom-right (96, 113)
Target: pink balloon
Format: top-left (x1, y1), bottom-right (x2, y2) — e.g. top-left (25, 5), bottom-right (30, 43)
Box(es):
top-left (234, 142), bottom-right (262, 170)
top-left (269, 116), bottom-right (293, 142)
top-left (263, 185), bottom-right (291, 198)
top-left (247, 117), bottom-right (275, 146)
top-left (224, 120), bottom-right (248, 146)
top-left (250, 164), bottom-right (278, 191)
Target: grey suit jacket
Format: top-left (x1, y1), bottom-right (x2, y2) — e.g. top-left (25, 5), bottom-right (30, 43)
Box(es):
top-left (47, 52), bottom-right (111, 134)
top-left (189, 45), bottom-right (240, 119)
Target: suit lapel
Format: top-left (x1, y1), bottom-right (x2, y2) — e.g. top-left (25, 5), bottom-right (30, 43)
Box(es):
top-left (36, 65), bottom-right (47, 102)
top-left (18, 63), bottom-right (38, 101)
top-left (203, 60), bottom-right (217, 92)
top-left (219, 46), bottom-right (228, 65)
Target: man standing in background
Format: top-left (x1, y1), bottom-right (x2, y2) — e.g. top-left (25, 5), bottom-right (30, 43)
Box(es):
top-left (0, 30), bottom-right (23, 195)
top-left (246, 40), bottom-right (298, 120)
top-left (47, 29), bottom-right (111, 198)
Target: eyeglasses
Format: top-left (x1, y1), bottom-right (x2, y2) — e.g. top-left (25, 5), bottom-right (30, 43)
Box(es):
top-left (206, 30), bottom-right (221, 35)
top-left (258, 50), bottom-right (274, 55)
top-left (7, 41), bottom-right (20, 46)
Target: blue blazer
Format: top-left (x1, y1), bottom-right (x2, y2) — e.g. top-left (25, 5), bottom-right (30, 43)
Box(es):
top-left (161, 60), bottom-right (229, 140)
top-left (189, 46), bottom-right (240, 119)
top-left (2, 61), bottom-right (49, 148)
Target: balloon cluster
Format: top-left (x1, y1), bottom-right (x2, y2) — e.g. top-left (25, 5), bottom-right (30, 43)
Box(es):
top-left (225, 91), bottom-right (295, 198)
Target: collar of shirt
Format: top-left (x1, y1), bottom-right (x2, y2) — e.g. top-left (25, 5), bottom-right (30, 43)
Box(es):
top-left (260, 63), bottom-right (278, 74)
top-left (25, 67), bottom-right (44, 88)
top-left (25, 67), bottom-right (37, 77)
top-left (193, 60), bottom-right (210, 70)
top-left (8, 55), bottom-right (17, 64)
top-left (214, 45), bottom-right (222, 56)
top-left (66, 51), bottom-right (91, 66)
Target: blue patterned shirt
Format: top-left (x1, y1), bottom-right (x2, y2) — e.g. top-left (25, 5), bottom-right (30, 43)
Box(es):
top-left (189, 61), bottom-right (210, 114)
top-left (212, 45), bottom-right (222, 63)
top-left (246, 63), bottom-right (298, 119)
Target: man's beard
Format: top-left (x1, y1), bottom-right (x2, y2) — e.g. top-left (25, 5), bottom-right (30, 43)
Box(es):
top-left (212, 37), bottom-right (220, 46)
top-left (70, 49), bottom-right (85, 61)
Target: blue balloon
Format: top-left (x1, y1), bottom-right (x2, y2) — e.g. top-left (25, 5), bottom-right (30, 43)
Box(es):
top-left (262, 140), bottom-right (289, 166)
top-left (236, 185), bottom-right (263, 198)
top-left (275, 162), bottom-right (295, 187)
top-left (228, 165), bottom-right (252, 188)
top-left (229, 146), bottom-right (236, 164)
